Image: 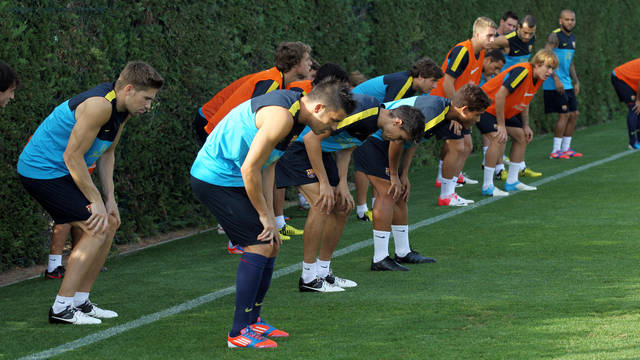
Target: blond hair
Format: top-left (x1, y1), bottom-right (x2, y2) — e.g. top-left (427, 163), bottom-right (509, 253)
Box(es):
top-left (473, 17), bottom-right (497, 33)
top-left (530, 49), bottom-right (559, 69)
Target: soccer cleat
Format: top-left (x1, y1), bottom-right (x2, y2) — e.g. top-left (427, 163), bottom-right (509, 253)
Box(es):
top-left (494, 169), bottom-right (507, 181)
top-left (457, 173), bottom-right (478, 184)
top-left (75, 300), bottom-right (118, 319)
top-left (563, 149), bottom-right (582, 158)
top-left (44, 265), bottom-right (65, 280)
top-left (250, 317), bottom-right (289, 337)
top-left (298, 277), bottom-right (345, 292)
top-left (481, 185), bottom-right (509, 197)
top-left (284, 215), bottom-right (291, 221)
top-left (279, 224), bottom-right (303, 236)
top-left (371, 256), bottom-right (410, 271)
top-left (549, 150), bottom-right (570, 159)
top-left (504, 181), bottom-right (537, 191)
top-left (520, 167), bottom-right (542, 177)
top-left (630, 143), bottom-right (640, 150)
top-left (227, 242), bottom-right (244, 255)
top-left (325, 270), bottom-right (357, 288)
top-left (228, 327), bottom-right (277, 348)
top-left (395, 251), bottom-right (436, 264)
top-left (438, 193), bottom-right (468, 207)
top-left (436, 178), bottom-right (462, 188)
top-left (48, 306), bottom-right (102, 325)
top-left (456, 193), bottom-right (474, 204)
top-left (279, 233), bottom-right (291, 241)
top-left (357, 210), bottom-right (373, 222)
top-left (217, 224), bottom-right (226, 235)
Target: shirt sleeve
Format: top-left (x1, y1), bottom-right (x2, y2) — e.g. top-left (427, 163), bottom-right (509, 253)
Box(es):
top-left (502, 66), bottom-right (529, 93)
top-left (445, 46), bottom-right (470, 79)
top-left (252, 80), bottom-right (281, 97)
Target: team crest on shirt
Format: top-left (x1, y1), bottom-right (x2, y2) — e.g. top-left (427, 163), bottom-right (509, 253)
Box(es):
top-left (529, 44), bottom-right (533, 52)
top-left (385, 167), bottom-right (390, 176)
top-left (306, 169), bottom-right (316, 178)
top-left (290, 135), bottom-right (298, 143)
top-left (562, 105), bottom-right (568, 111)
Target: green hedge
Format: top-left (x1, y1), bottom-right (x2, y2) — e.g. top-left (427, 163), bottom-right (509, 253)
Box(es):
top-left (1, 0), bottom-right (637, 270)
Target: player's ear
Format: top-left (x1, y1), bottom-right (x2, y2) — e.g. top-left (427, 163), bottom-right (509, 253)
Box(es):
top-left (313, 103), bottom-right (325, 114)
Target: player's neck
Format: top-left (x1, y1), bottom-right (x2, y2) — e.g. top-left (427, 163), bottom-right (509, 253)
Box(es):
top-left (470, 38), bottom-right (482, 56)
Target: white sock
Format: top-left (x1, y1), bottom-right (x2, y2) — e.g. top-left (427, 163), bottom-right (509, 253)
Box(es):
top-left (74, 292), bottom-right (90, 307)
top-left (508, 162), bottom-right (523, 184)
top-left (356, 204), bottom-right (368, 218)
top-left (482, 146), bottom-right (488, 166)
top-left (561, 136), bottom-right (572, 152)
top-left (52, 295), bottom-right (74, 313)
top-left (373, 230), bottom-right (391, 263)
top-left (316, 259), bottom-right (331, 279)
top-left (301, 261), bottom-right (317, 283)
top-left (437, 160), bottom-right (444, 181)
top-left (483, 166), bottom-right (495, 189)
top-left (440, 177), bottom-right (456, 197)
top-left (392, 225), bottom-right (410, 257)
top-left (48, 254), bottom-right (62, 272)
top-left (447, 176), bottom-right (458, 196)
top-left (495, 163), bottom-right (505, 172)
top-left (275, 215), bottom-right (286, 230)
top-left (553, 137), bottom-right (562, 152)
top-left (371, 197), bottom-right (376, 208)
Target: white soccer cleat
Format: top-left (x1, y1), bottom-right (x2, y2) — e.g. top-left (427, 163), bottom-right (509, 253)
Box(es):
top-left (325, 270), bottom-right (357, 288)
top-left (438, 193), bottom-right (468, 207)
top-left (457, 173), bottom-right (479, 185)
top-left (76, 301), bottom-right (119, 319)
top-left (505, 181), bottom-right (537, 191)
top-left (481, 185), bottom-right (509, 197)
top-left (298, 277), bottom-right (345, 292)
top-left (49, 306), bottom-right (102, 325)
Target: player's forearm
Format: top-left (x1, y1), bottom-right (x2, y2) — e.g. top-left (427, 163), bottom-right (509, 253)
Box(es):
top-left (400, 145), bottom-right (417, 174)
top-left (521, 107), bottom-right (530, 127)
top-left (443, 78), bottom-right (456, 99)
top-left (388, 141), bottom-right (404, 176)
top-left (64, 150), bottom-right (103, 204)
top-left (241, 165), bottom-right (270, 218)
top-left (261, 163), bottom-right (276, 212)
top-left (97, 150), bottom-right (116, 202)
top-left (335, 148), bottom-right (354, 185)
top-left (570, 63), bottom-right (579, 84)
top-left (304, 137), bottom-right (330, 185)
top-left (495, 92), bottom-right (507, 126)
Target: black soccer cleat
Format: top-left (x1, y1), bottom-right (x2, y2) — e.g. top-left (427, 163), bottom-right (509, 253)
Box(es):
top-left (370, 256), bottom-right (410, 271)
top-left (44, 265), bottom-right (65, 280)
top-left (395, 251), bottom-right (436, 264)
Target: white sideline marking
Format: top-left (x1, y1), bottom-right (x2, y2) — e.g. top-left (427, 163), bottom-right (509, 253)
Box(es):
top-left (19, 149), bottom-right (637, 360)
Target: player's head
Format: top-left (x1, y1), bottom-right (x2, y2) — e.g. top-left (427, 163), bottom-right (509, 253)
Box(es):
top-left (382, 105), bottom-right (426, 142)
top-left (275, 41), bottom-right (312, 80)
top-left (530, 49), bottom-right (559, 81)
top-left (472, 17), bottom-right (497, 50)
top-left (312, 63), bottom-right (349, 86)
top-left (559, 9), bottom-right (576, 33)
top-left (410, 57), bottom-right (443, 94)
top-left (517, 15), bottom-right (537, 43)
top-left (115, 61), bottom-right (164, 116)
top-left (451, 84), bottom-right (492, 125)
top-left (0, 62), bottom-right (19, 108)
top-left (483, 49), bottom-right (505, 77)
top-left (499, 11), bottom-right (518, 34)
top-left (303, 78), bottom-right (356, 134)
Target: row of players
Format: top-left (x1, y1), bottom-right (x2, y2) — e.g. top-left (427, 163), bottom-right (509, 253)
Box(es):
top-left (5, 7), bottom-right (640, 350)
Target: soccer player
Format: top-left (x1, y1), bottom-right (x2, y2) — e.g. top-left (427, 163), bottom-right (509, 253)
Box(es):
top-left (611, 58), bottom-right (640, 149)
top-left (479, 50), bottom-right (559, 196)
top-left (0, 62), bottom-right (18, 108)
top-left (354, 84), bottom-right (491, 270)
top-left (18, 61), bottom-right (164, 324)
top-left (276, 95), bottom-right (425, 290)
top-left (544, 9), bottom-right (582, 159)
top-left (352, 58), bottom-right (443, 219)
top-left (431, 16), bottom-right (497, 204)
top-left (496, 11), bottom-right (518, 37)
top-left (190, 79), bottom-right (355, 348)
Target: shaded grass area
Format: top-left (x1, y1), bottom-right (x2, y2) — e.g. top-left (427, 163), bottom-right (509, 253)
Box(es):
top-left (2, 118), bottom-right (640, 359)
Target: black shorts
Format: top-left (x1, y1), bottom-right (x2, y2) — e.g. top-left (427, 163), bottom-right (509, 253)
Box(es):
top-left (426, 119), bottom-right (465, 140)
top-left (19, 174), bottom-right (92, 224)
top-left (275, 142), bottom-right (339, 188)
top-left (193, 111), bottom-right (209, 146)
top-left (611, 74), bottom-right (637, 104)
top-left (190, 176), bottom-right (267, 247)
top-left (476, 113), bottom-right (523, 134)
top-left (353, 137), bottom-right (391, 180)
top-left (544, 89), bottom-right (578, 113)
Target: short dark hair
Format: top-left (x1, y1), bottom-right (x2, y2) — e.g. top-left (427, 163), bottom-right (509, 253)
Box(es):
top-left (312, 63), bottom-right (349, 86)
top-left (389, 105), bottom-right (426, 142)
top-left (115, 61), bottom-right (164, 90)
top-left (0, 62), bottom-right (19, 92)
top-left (486, 49), bottom-right (506, 64)
top-left (410, 57), bottom-right (443, 80)
top-left (310, 58), bottom-right (320, 71)
top-left (520, 15), bottom-right (537, 28)
top-left (502, 10), bottom-right (518, 22)
top-left (307, 77), bottom-right (356, 115)
top-left (274, 41), bottom-right (311, 73)
top-left (451, 84), bottom-right (491, 112)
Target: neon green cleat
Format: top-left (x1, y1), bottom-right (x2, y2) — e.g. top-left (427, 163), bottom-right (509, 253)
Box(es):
top-left (280, 224), bottom-right (303, 236)
top-left (520, 167), bottom-right (542, 177)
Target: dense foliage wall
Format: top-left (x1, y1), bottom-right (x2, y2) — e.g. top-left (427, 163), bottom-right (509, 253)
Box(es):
top-left (1, 0), bottom-right (638, 270)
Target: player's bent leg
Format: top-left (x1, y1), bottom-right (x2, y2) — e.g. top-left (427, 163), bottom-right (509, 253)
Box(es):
top-left (369, 176), bottom-right (408, 271)
top-left (354, 170), bottom-right (372, 221)
top-left (505, 127), bottom-right (536, 191)
top-left (482, 134), bottom-right (508, 197)
top-left (390, 199), bottom-right (436, 264)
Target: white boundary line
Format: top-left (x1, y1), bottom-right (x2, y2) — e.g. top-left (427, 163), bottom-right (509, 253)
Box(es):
top-left (18, 149), bottom-right (636, 360)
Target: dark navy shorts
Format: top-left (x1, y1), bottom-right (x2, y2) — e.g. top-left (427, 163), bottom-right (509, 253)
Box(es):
top-left (544, 89), bottom-right (578, 113)
top-left (190, 176), bottom-right (268, 247)
top-left (611, 74), bottom-right (637, 104)
top-left (353, 137), bottom-right (392, 180)
top-left (476, 112), bottom-right (523, 134)
top-left (19, 174), bottom-right (92, 224)
top-left (275, 142), bottom-right (339, 188)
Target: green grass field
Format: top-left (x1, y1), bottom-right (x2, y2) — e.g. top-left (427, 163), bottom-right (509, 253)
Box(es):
top-left (2, 116), bottom-right (640, 360)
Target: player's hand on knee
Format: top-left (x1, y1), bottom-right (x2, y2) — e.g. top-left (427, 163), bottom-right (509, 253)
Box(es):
top-left (105, 199), bottom-right (121, 229)
top-left (496, 125), bottom-right (508, 144)
top-left (523, 126), bottom-right (534, 143)
top-left (257, 214), bottom-right (280, 245)
top-left (316, 181), bottom-right (334, 215)
top-left (388, 175), bottom-right (403, 201)
top-left (86, 201), bottom-right (109, 234)
top-left (401, 176), bottom-right (411, 203)
top-left (449, 121), bottom-right (462, 136)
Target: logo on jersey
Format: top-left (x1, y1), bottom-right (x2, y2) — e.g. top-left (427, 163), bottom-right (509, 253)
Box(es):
top-left (529, 44), bottom-right (533, 52)
top-left (305, 169), bottom-right (316, 178)
top-left (470, 67), bottom-right (479, 75)
top-left (514, 50), bottom-right (520, 54)
top-left (290, 135), bottom-right (298, 143)
top-left (572, 41), bottom-right (576, 48)
top-left (86, 204), bottom-right (92, 214)
top-left (524, 92), bottom-right (535, 97)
